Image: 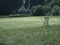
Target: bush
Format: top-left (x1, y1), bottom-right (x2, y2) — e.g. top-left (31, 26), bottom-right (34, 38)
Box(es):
top-left (32, 5), bottom-right (51, 16)
top-left (9, 14), bottom-right (31, 17)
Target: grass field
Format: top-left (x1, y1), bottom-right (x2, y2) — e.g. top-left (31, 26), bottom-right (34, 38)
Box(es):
top-left (0, 16), bottom-right (60, 45)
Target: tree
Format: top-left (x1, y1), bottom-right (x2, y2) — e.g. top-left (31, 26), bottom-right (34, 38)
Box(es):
top-left (49, 5), bottom-right (60, 16)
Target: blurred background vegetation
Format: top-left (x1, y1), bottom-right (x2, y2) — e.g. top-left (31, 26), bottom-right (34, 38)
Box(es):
top-left (0, 0), bottom-right (60, 16)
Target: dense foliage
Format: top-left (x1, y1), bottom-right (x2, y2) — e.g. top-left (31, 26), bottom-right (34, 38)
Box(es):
top-left (0, 0), bottom-right (60, 16)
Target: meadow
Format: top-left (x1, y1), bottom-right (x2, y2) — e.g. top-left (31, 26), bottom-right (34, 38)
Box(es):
top-left (0, 16), bottom-right (60, 45)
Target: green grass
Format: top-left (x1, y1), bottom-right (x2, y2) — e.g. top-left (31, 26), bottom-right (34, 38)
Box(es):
top-left (0, 16), bottom-right (60, 45)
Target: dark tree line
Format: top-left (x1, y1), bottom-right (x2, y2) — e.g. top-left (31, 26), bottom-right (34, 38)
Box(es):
top-left (0, 0), bottom-right (60, 16)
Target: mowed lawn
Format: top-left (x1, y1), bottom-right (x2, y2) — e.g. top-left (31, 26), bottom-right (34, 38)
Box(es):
top-left (0, 16), bottom-right (60, 45)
